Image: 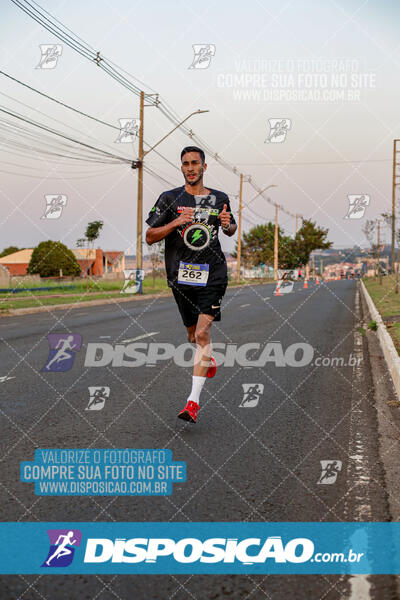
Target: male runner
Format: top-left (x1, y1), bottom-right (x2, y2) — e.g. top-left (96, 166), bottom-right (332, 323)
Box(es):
top-left (145, 146), bottom-right (237, 423)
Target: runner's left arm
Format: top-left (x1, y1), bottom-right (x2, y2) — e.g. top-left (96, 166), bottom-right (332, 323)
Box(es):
top-left (219, 196), bottom-right (237, 237)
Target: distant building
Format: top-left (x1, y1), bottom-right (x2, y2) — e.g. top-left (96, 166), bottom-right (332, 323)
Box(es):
top-left (0, 248), bottom-right (125, 277)
top-left (71, 249), bottom-right (125, 276)
top-left (0, 249), bottom-right (33, 275)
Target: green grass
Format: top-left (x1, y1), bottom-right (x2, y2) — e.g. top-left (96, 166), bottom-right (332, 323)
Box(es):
top-left (364, 275), bottom-right (400, 317)
top-left (364, 275), bottom-right (400, 352)
top-left (0, 276), bottom-right (275, 312)
top-left (3, 278), bottom-right (124, 295)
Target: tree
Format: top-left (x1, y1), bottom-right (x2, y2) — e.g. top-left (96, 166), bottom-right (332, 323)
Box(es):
top-left (28, 241), bottom-right (81, 277)
top-left (286, 219), bottom-right (332, 268)
top-left (85, 220), bottom-right (104, 246)
top-left (147, 241), bottom-right (164, 288)
top-left (233, 223), bottom-right (288, 267)
top-left (235, 219), bottom-right (332, 270)
top-left (363, 218), bottom-right (386, 282)
top-left (77, 220), bottom-right (104, 256)
top-left (77, 220), bottom-right (104, 284)
top-left (0, 246), bottom-right (22, 258)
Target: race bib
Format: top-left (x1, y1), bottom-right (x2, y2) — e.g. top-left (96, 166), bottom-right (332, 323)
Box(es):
top-left (178, 262), bottom-right (209, 286)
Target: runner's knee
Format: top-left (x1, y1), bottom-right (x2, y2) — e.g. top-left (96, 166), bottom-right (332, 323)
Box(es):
top-left (195, 328), bottom-right (210, 346)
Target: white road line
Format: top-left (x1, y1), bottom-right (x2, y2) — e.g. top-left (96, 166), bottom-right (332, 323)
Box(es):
top-left (0, 376), bottom-right (15, 383)
top-left (348, 288), bottom-right (372, 600)
top-left (240, 304), bottom-right (251, 308)
top-left (120, 331), bottom-right (159, 343)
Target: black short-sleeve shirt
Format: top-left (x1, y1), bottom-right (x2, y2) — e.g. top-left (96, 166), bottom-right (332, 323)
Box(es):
top-left (145, 186), bottom-right (236, 288)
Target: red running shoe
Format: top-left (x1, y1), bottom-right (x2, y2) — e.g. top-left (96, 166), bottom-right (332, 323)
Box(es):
top-left (178, 400), bottom-right (199, 423)
top-left (207, 356), bottom-right (217, 378)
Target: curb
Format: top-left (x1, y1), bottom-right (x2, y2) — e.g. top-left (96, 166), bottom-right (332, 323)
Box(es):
top-left (360, 280), bottom-right (400, 400)
top-left (0, 280), bottom-right (276, 317)
top-left (0, 291), bottom-right (173, 317)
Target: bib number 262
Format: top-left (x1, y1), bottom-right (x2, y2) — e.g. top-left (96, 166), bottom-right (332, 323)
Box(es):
top-left (178, 262), bottom-right (209, 286)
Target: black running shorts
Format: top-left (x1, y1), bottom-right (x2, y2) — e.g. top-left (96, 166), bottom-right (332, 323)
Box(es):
top-left (171, 283), bottom-right (228, 327)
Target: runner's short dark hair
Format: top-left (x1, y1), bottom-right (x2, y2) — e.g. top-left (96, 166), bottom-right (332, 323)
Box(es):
top-left (180, 146), bottom-right (205, 164)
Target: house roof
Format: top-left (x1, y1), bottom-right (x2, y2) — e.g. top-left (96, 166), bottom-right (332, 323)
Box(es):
top-left (0, 248), bottom-right (124, 266)
top-left (0, 249), bottom-right (33, 263)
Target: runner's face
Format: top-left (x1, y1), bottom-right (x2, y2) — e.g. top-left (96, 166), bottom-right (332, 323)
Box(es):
top-left (181, 152), bottom-right (207, 186)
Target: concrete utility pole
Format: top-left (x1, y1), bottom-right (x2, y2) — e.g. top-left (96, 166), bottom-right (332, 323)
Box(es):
top-left (377, 219), bottom-right (382, 285)
top-left (392, 140), bottom-right (399, 269)
top-left (236, 173), bottom-right (244, 282)
top-left (274, 204), bottom-right (279, 280)
top-left (135, 100), bottom-right (208, 293)
top-left (392, 139), bottom-right (400, 292)
top-left (136, 91), bottom-right (145, 286)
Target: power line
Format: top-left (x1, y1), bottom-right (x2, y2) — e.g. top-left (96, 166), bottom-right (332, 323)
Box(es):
top-left (10, 0), bottom-right (157, 101)
top-left (235, 159), bottom-right (392, 166)
top-left (0, 69), bottom-right (124, 133)
top-left (0, 163), bottom-right (124, 179)
top-left (0, 69), bottom-right (180, 173)
top-left (0, 106), bottom-right (132, 163)
top-left (11, 0), bottom-right (298, 221)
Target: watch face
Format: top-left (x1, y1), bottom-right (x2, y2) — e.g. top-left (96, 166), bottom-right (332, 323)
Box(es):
top-left (182, 223), bottom-right (212, 250)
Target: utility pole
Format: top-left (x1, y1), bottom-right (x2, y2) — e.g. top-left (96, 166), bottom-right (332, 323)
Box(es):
top-left (136, 91), bottom-right (145, 292)
top-left (296, 214), bottom-right (299, 233)
top-left (392, 139), bottom-right (400, 292)
top-left (274, 204), bottom-right (279, 280)
top-left (236, 173), bottom-right (244, 282)
top-left (377, 219), bottom-right (382, 285)
top-left (312, 252), bottom-right (315, 279)
top-left (134, 103), bottom-right (208, 293)
top-left (320, 257), bottom-right (323, 278)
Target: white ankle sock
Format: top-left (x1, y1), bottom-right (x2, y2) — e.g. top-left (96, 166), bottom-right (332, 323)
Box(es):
top-left (188, 375), bottom-right (206, 406)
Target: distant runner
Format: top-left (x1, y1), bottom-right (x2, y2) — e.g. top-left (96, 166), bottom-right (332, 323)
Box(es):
top-left (145, 146), bottom-right (237, 423)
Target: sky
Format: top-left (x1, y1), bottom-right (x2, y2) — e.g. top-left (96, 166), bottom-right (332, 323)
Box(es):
top-left (1, 0), bottom-right (400, 255)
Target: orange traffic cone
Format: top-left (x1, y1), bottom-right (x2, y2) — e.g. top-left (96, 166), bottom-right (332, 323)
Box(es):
top-left (303, 279), bottom-right (308, 289)
top-left (274, 283), bottom-right (282, 296)
top-left (316, 277), bottom-right (320, 285)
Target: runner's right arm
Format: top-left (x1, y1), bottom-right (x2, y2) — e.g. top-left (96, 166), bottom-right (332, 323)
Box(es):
top-left (146, 207), bottom-right (194, 244)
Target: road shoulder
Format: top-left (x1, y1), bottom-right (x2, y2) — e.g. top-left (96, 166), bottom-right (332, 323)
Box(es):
top-left (360, 282), bottom-right (400, 523)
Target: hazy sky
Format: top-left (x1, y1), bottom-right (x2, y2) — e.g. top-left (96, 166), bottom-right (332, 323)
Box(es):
top-left (1, 0), bottom-right (400, 255)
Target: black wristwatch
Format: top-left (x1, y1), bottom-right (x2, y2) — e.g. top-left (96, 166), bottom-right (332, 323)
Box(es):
top-left (222, 223), bottom-right (231, 232)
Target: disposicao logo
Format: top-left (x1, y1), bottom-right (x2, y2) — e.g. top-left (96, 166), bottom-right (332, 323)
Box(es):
top-left (41, 334), bottom-right (82, 372)
top-left (83, 536), bottom-right (314, 565)
top-left (42, 529), bottom-right (82, 567)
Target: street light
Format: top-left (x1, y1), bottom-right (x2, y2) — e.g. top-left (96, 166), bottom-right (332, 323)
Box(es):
top-left (242, 184), bottom-right (277, 210)
top-left (143, 109), bottom-right (209, 157)
top-left (135, 96), bottom-right (209, 293)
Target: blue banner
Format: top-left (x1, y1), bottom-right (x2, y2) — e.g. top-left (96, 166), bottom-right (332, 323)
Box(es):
top-left (1, 522), bottom-right (400, 574)
top-left (20, 449), bottom-right (186, 496)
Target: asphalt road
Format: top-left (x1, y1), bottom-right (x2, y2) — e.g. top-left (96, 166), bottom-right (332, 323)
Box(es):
top-left (0, 280), bottom-right (397, 599)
